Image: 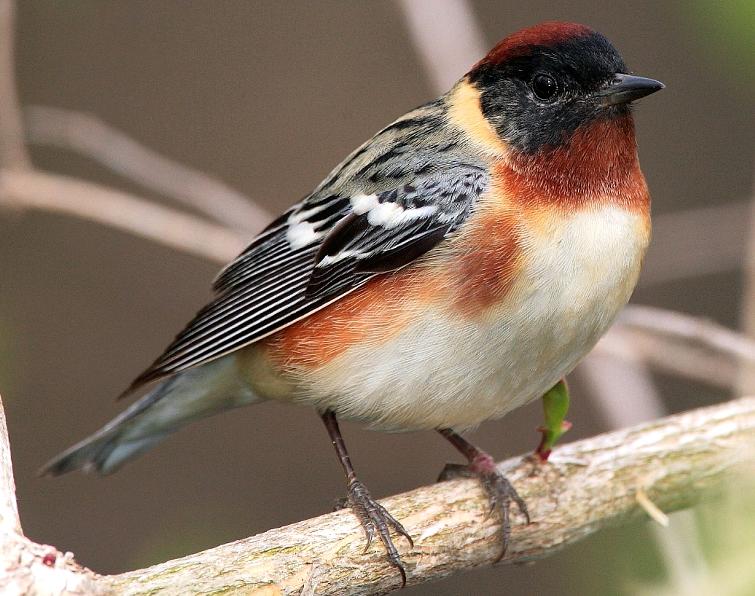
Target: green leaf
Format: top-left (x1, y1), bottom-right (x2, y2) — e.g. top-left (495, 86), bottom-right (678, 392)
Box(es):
top-left (536, 379), bottom-right (572, 460)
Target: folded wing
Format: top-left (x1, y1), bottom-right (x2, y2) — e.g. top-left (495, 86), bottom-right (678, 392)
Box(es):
top-left (125, 166), bottom-right (488, 393)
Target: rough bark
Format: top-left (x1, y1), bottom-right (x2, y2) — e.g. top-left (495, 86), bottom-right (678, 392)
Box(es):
top-left (2, 395), bottom-right (752, 595)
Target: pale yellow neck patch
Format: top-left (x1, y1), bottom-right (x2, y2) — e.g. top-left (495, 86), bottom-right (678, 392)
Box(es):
top-left (446, 79), bottom-right (509, 158)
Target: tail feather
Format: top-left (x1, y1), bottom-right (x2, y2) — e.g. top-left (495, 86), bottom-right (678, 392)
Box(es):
top-left (41, 429), bottom-right (165, 476)
top-left (41, 355), bottom-right (259, 476)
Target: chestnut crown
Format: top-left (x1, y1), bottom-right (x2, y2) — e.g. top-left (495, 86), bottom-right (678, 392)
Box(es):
top-left (467, 22), bottom-right (662, 154)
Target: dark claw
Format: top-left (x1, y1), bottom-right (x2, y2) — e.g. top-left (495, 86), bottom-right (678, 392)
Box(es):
top-left (440, 456), bottom-right (529, 561)
top-left (437, 462), bottom-right (475, 482)
top-left (333, 496), bottom-right (349, 511)
top-left (477, 467), bottom-right (530, 561)
top-left (346, 479), bottom-right (413, 586)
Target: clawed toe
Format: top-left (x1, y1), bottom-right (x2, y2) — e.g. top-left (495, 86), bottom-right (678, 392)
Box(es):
top-left (438, 455), bottom-right (529, 560)
top-left (346, 479), bottom-right (413, 586)
top-left (476, 468), bottom-right (529, 560)
top-left (437, 429), bottom-right (530, 562)
top-left (333, 495), bottom-right (349, 511)
top-left (321, 411), bottom-right (413, 586)
top-left (437, 462), bottom-right (476, 482)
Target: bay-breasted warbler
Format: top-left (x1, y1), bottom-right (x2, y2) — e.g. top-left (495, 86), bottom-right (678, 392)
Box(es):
top-left (45, 22), bottom-right (663, 584)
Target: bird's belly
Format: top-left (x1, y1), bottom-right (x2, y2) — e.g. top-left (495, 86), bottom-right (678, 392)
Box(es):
top-left (251, 205), bottom-right (649, 431)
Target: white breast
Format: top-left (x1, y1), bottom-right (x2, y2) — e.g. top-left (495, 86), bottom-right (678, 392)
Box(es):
top-left (279, 205), bottom-right (650, 431)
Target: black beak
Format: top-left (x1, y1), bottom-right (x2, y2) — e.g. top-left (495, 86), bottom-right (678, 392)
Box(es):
top-left (599, 73), bottom-right (664, 106)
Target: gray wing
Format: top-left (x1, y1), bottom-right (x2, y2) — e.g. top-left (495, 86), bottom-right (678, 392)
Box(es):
top-left (125, 166), bottom-right (487, 393)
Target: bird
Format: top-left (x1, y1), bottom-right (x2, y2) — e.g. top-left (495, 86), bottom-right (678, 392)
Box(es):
top-left (43, 21), bottom-right (663, 585)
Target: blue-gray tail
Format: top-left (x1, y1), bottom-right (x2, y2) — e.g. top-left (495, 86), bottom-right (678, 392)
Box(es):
top-left (41, 355), bottom-right (260, 476)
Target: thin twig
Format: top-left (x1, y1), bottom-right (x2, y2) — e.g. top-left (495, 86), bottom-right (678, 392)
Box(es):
top-left (24, 105), bottom-right (271, 232)
top-left (395, 0), bottom-right (486, 93)
top-left (737, 163), bottom-right (755, 394)
top-left (640, 200), bottom-right (749, 286)
top-left (588, 304), bottom-right (755, 392)
top-left (594, 328), bottom-right (737, 390)
top-left (577, 344), bottom-right (710, 596)
top-left (618, 305), bottom-right (755, 364)
top-left (0, 168), bottom-right (247, 262)
top-left (636, 488), bottom-right (670, 527)
top-left (0, 396), bottom-right (19, 533)
top-left (0, 0), bottom-right (29, 169)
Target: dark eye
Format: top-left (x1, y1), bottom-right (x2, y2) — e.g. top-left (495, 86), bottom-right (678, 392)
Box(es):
top-left (532, 73), bottom-right (558, 101)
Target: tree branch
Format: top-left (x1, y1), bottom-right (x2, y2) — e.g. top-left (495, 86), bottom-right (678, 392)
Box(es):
top-left (395, 0), bottom-right (486, 93)
top-left (0, 0), bottom-right (29, 169)
top-left (102, 396), bottom-right (752, 595)
top-left (619, 305), bottom-right (755, 363)
top-left (639, 199), bottom-right (750, 287)
top-left (737, 161), bottom-right (755, 394)
top-left (593, 328), bottom-right (738, 390)
top-left (0, 397), bottom-right (19, 534)
top-left (589, 305), bottom-right (755, 392)
top-left (23, 106), bottom-right (270, 232)
top-left (0, 168), bottom-right (247, 262)
top-left (2, 396), bottom-right (747, 594)
top-left (0, 393), bottom-right (103, 594)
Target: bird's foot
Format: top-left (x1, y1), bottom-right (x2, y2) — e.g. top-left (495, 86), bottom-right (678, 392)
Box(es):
top-left (345, 478), bottom-right (414, 586)
top-left (439, 453), bottom-right (529, 561)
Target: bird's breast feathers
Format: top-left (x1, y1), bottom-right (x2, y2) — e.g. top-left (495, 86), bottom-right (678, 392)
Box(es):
top-left (235, 76), bottom-right (653, 431)
top-left (243, 189), bottom-right (650, 431)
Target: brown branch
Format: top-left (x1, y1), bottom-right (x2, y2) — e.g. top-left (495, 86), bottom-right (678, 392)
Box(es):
top-left (584, 305), bottom-right (755, 394)
top-left (395, 0), bottom-right (486, 93)
top-left (0, 397), bottom-right (19, 534)
top-left (95, 396), bottom-right (755, 593)
top-left (24, 106), bottom-right (271, 232)
top-left (0, 0), bottom-right (258, 264)
top-left (0, 0), bottom-right (29, 169)
top-left (737, 161), bottom-right (755, 394)
top-left (588, 305), bottom-right (755, 392)
top-left (640, 199), bottom-right (750, 287)
top-left (594, 328), bottom-right (738, 390)
top-left (618, 305), bottom-right (755, 363)
top-left (2, 396), bottom-right (749, 595)
top-left (0, 168), bottom-right (247, 262)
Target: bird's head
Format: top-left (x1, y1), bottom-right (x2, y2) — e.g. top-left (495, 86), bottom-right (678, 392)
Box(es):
top-left (466, 22), bottom-right (663, 155)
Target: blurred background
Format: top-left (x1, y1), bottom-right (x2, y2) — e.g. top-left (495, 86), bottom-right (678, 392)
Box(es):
top-left (1, 1), bottom-right (754, 594)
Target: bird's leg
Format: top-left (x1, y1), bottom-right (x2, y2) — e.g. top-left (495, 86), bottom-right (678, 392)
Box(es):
top-left (534, 378), bottom-right (572, 462)
top-left (437, 429), bottom-right (529, 560)
top-left (320, 410), bottom-right (413, 586)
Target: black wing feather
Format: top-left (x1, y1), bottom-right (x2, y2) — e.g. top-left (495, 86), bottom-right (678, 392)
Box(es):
top-left (356, 225), bottom-right (450, 273)
top-left (125, 166), bottom-right (487, 393)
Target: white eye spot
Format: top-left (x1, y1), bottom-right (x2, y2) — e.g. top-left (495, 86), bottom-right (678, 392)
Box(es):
top-left (286, 222), bottom-right (322, 249)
